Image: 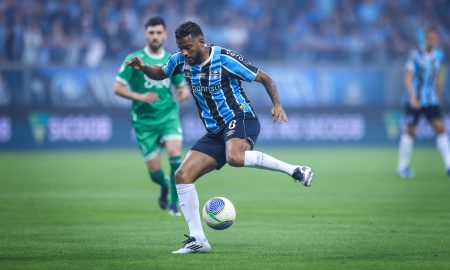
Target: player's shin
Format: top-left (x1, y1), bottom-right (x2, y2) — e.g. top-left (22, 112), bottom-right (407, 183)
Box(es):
top-left (169, 156), bottom-right (182, 206)
top-left (244, 150), bottom-right (297, 175)
top-left (436, 133), bottom-right (450, 169)
top-left (176, 184), bottom-right (206, 241)
top-left (397, 134), bottom-right (414, 170)
top-left (149, 170), bottom-right (168, 188)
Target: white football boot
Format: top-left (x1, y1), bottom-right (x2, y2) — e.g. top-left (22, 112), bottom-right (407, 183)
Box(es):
top-left (292, 166), bottom-right (314, 187)
top-left (172, 234), bottom-right (211, 254)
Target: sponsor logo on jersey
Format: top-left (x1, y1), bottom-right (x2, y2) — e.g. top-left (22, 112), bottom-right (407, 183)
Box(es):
top-left (225, 50), bottom-right (250, 66)
top-left (144, 76), bottom-right (171, 88)
top-left (189, 85), bottom-right (221, 92)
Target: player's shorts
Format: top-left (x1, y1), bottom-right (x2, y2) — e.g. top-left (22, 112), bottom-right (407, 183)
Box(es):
top-left (404, 105), bottom-right (443, 126)
top-left (191, 113), bottom-right (260, 170)
top-left (134, 114), bottom-right (182, 161)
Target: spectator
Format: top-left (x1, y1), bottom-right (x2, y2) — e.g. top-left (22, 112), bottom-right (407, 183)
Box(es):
top-left (0, 0), bottom-right (449, 65)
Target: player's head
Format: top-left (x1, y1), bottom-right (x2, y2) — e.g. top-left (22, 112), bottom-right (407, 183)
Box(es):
top-left (144, 16), bottom-right (167, 52)
top-left (425, 27), bottom-right (439, 49)
top-left (175, 21), bottom-right (205, 65)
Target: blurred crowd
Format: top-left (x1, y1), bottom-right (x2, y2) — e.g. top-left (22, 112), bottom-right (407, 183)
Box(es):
top-left (0, 0), bottom-right (449, 67)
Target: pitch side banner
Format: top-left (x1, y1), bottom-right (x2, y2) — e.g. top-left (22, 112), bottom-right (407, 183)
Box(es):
top-left (0, 66), bottom-right (387, 109)
top-left (0, 108), bottom-right (448, 150)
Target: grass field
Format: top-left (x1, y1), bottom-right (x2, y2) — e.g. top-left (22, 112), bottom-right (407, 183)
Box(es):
top-left (1, 147), bottom-right (450, 270)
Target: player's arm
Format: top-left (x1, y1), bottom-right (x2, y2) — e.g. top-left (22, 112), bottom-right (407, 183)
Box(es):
top-left (171, 72), bottom-right (189, 102)
top-left (436, 64), bottom-right (445, 104)
top-left (254, 70), bottom-right (288, 123)
top-left (404, 51), bottom-right (420, 109)
top-left (126, 56), bottom-right (168, 80)
top-left (221, 49), bottom-right (287, 123)
top-left (404, 70), bottom-right (420, 109)
top-left (113, 81), bottom-right (159, 103)
top-left (176, 85), bottom-right (190, 102)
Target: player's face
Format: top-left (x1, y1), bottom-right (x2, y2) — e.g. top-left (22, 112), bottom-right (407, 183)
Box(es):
top-left (176, 35), bottom-right (204, 65)
top-left (426, 31), bottom-right (439, 49)
top-left (145, 25), bottom-right (167, 51)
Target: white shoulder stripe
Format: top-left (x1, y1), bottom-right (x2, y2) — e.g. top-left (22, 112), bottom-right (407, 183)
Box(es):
top-left (115, 76), bottom-right (131, 90)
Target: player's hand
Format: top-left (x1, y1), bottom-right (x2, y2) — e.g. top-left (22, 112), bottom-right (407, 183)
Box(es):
top-left (177, 87), bottom-right (190, 102)
top-left (140, 92), bottom-right (159, 103)
top-left (271, 104), bottom-right (288, 123)
top-left (126, 56), bottom-right (146, 71)
top-left (409, 96), bottom-right (421, 110)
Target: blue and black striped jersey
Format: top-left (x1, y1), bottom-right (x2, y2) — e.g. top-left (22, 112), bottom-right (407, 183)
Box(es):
top-left (405, 48), bottom-right (444, 106)
top-left (163, 45), bottom-right (259, 133)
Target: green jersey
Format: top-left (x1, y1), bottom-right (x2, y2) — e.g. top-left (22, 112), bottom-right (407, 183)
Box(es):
top-left (116, 47), bottom-right (185, 127)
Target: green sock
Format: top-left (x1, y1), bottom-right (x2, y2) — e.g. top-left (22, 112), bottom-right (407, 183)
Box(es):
top-left (169, 156), bottom-right (182, 206)
top-left (149, 170), bottom-right (168, 189)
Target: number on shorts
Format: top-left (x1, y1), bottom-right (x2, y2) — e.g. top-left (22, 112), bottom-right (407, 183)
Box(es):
top-left (228, 120), bottom-right (236, 129)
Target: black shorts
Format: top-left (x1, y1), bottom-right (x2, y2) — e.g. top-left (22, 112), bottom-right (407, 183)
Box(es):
top-left (405, 105), bottom-right (443, 126)
top-left (191, 113), bottom-right (260, 170)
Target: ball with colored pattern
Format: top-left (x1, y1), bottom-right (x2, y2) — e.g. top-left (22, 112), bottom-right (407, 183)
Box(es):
top-left (202, 197), bottom-right (236, 230)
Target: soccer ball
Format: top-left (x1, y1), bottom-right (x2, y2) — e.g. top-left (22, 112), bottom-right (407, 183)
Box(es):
top-left (202, 197), bottom-right (236, 230)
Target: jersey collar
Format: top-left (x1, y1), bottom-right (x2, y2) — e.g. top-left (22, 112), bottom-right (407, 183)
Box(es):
top-left (199, 46), bottom-right (214, 68)
top-left (144, 46), bottom-right (165, 59)
top-left (185, 46), bottom-right (215, 69)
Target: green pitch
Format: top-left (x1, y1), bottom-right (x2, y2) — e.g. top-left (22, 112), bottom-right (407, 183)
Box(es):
top-left (1, 148), bottom-right (450, 270)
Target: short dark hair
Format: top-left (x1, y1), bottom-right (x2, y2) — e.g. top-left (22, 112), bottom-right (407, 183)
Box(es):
top-left (426, 26), bottom-right (438, 35)
top-left (145, 16), bottom-right (166, 29)
top-left (175, 21), bottom-right (203, 39)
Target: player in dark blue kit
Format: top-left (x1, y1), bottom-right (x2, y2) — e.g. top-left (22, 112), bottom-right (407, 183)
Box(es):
top-left (397, 27), bottom-right (450, 177)
top-left (127, 21), bottom-right (314, 254)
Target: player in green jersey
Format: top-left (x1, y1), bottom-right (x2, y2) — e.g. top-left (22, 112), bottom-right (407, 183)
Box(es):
top-left (114, 16), bottom-right (189, 216)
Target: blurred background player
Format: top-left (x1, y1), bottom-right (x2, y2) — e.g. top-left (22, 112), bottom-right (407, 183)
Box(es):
top-left (397, 27), bottom-right (450, 178)
top-left (127, 21), bottom-right (313, 253)
top-left (114, 16), bottom-right (189, 216)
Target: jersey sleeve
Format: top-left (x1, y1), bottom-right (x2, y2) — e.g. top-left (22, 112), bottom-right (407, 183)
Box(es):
top-left (436, 49), bottom-right (445, 66)
top-left (405, 50), bottom-right (417, 72)
top-left (116, 55), bottom-right (136, 89)
top-left (220, 49), bottom-right (259, 82)
top-left (163, 52), bottom-right (184, 76)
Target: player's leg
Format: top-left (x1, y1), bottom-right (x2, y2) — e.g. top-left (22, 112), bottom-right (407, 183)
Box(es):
top-left (165, 139), bottom-right (183, 216)
top-left (224, 116), bottom-right (313, 186)
top-left (397, 105), bottom-right (419, 178)
top-left (173, 133), bottom-right (225, 254)
top-left (426, 106), bottom-right (450, 174)
top-left (145, 155), bottom-right (169, 209)
top-left (161, 114), bottom-right (184, 216)
top-left (135, 125), bottom-right (169, 209)
top-left (172, 150), bottom-right (217, 254)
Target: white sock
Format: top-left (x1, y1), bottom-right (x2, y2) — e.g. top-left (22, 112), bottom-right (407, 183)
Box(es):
top-left (397, 134), bottom-right (414, 170)
top-left (244, 150), bottom-right (297, 176)
top-left (176, 184), bottom-right (206, 242)
top-left (436, 133), bottom-right (450, 169)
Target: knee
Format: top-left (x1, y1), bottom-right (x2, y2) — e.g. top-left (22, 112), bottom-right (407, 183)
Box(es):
top-left (406, 126), bottom-right (416, 137)
top-left (167, 148), bottom-right (181, 157)
top-left (174, 167), bottom-right (192, 184)
top-left (226, 152), bottom-right (244, 167)
top-left (435, 125), bottom-right (445, 135)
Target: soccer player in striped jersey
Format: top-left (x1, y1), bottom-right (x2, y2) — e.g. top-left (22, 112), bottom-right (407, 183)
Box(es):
top-left (397, 27), bottom-right (450, 177)
top-left (114, 17), bottom-right (189, 216)
top-left (127, 21), bottom-right (314, 253)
